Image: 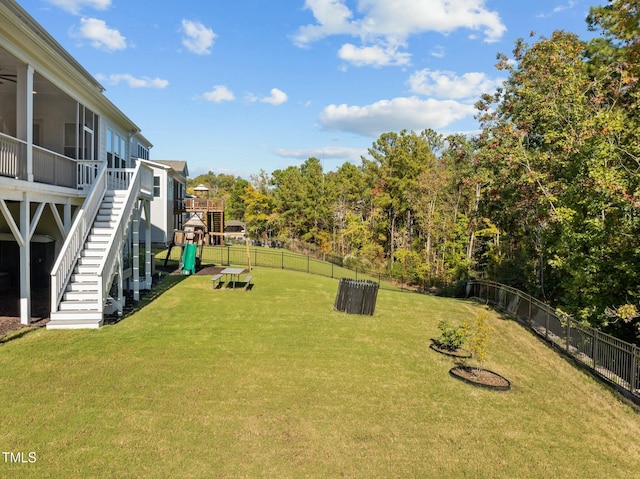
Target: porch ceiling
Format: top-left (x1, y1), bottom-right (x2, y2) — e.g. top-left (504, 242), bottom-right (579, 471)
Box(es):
top-left (0, 46), bottom-right (70, 96)
top-left (0, 46), bottom-right (18, 91)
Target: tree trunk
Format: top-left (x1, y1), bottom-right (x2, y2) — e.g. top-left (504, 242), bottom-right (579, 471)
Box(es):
top-left (390, 213), bottom-right (396, 262)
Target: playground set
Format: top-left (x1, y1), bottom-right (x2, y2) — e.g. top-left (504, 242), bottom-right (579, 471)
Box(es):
top-left (163, 196), bottom-right (226, 275)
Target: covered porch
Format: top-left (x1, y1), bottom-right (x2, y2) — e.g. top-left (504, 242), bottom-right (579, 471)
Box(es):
top-left (0, 43), bottom-right (101, 191)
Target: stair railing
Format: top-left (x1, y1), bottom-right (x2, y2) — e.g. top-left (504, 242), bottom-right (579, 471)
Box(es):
top-left (96, 162), bottom-right (154, 312)
top-left (50, 163), bottom-right (108, 314)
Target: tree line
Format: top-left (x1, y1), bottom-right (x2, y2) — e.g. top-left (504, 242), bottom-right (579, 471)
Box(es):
top-left (187, 1), bottom-right (640, 343)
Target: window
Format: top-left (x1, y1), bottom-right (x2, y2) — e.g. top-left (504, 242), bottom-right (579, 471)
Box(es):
top-left (33, 121), bottom-right (41, 146)
top-left (107, 128), bottom-right (126, 168)
top-left (153, 176), bottom-right (161, 197)
top-left (137, 144), bottom-right (149, 160)
top-left (64, 104), bottom-right (98, 160)
top-left (120, 137), bottom-right (127, 167)
top-left (106, 130), bottom-right (113, 167)
top-left (78, 104), bottom-right (97, 161)
top-left (64, 123), bottom-right (76, 158)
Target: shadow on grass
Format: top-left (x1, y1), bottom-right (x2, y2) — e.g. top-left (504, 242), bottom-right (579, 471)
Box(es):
top-left (0, 325), bottom-right (42, 345)
top-left (103, 273), bottom-right (188, 326)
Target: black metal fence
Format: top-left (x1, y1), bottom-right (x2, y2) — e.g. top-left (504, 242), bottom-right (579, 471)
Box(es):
top-left (334, 278), bottom-right (379, 315)
top-left (159, 245), bottom-right (408, 291)
top-left (467, 280), bottom-right (640, 403)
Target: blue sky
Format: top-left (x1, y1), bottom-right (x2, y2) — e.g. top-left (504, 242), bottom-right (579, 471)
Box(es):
top-left (16, 0), bottom-right (597, 178)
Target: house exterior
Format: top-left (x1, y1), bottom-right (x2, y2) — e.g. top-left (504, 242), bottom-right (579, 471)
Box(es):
top-left (0, 0), bottom-right (158, 328)
top-left (224, 220), bottom-right (246, 244)
top-left (143, 160), bottom-right (188, 246)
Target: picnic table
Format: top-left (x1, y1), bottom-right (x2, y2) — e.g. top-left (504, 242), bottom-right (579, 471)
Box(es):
top-left (221, 267), bottom-right (244, 289)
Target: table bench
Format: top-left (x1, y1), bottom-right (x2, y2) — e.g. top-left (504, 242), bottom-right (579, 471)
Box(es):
top-left (211, 273), bottom-right (224, 289)
top-left (243, 275), bottom-right (253, 291)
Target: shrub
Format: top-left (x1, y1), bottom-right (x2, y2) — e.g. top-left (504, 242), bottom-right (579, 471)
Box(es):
top-left (435, 319), bottom-right (468, 351)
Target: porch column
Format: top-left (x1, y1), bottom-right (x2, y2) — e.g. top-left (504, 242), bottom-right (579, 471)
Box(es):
top-left (64, 198), bottom-right (71, 233)
top-left (117, 257), bottom-right (123, 316)
top-left (16, 64), bottom-right (34, 182)
top-left (144, 200), bottom-right (152, 290)
top-left (20, 193), bottom-right (31, 324)
top-left (132, 201), bottom-right (140, 301)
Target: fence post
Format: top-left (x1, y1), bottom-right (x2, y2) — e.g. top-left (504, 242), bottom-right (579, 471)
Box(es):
top-left (566, 317), bottom-right (571, 354)
top-left (331, 262), bottom-right (334, 279)
top-left (226, 246), bottom-right (230, 266)
top-left (281, 251), bottom-right (284, 269)
top-left (593, 330), bottom-right (599, 369)
top-left (545, 307), bottom-right (549, 340)
top-left (307, 254), bottom-right (310, 273)
top-left (631, 346), bottom-right (638, 395)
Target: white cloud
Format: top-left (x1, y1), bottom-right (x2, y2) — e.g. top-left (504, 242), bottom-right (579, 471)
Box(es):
top-left (95, 73), bottom-right (169, 89)
top-left (260, 88), bottom-right (288, 105)
top-left (408, 69), bottom-right (504, 99)
top-left (202, 85), bottom-right (235, 103)
top-left (246, 88), bottom-right (289, 105)
top-left (320, 96), bottom-right (476, 137)
top-left (293, 0), bottom-right (506, 67)
top-left (553, 0), bottom-right (577, 13)
top-left (293, 0), bottom-right (357, 46)
top-left (338, 43), bottom-right (411, 67)
top-left (45, 0), bottom-right (111, 14)
top-left (274, 146), bottom-right (366, 162)
top-left (76, 17), bottom-right (126, 51)
top-left (181, 20), bottom-right (216, 55)
top-left (430, 45), bottom-right (445, 58)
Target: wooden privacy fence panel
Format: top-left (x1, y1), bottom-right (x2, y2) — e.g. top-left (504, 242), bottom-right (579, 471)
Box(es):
top-left (467, 280), bottom-right (640, 403)
top-left (334, 278), bottom-right (379, 315)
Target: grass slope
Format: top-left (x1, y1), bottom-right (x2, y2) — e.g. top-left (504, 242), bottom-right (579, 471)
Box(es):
top-left (1, 267), bottom-right (639, 478)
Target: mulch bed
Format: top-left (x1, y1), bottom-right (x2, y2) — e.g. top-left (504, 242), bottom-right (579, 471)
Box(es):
top-left (0, 288), bottom-right (50, 339)
top-left (429, 340), bottom-right (472, 359)
top-left (449, 366), bottom-right (511, 391)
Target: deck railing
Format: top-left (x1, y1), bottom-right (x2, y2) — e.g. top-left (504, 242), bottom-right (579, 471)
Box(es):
top-left (33, 145), bottom-right (77, 188)
top-left (0, 132), bottom-right (101, 190)
top-left (77, 161), bottom-right (101, 190)
top-left (0, 132), bottom-right (25, 179)
top-left (183, 197), bottom-right (224, 211)
top-left (466, 280), bottom-right (640, 402)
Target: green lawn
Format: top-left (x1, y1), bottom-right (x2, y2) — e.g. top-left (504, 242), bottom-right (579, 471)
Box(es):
top-left (1, 268), bottom-right (639, 478)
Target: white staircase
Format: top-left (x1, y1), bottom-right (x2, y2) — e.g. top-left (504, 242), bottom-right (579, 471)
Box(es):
top-left (47, 190), bottom-right (126, 329)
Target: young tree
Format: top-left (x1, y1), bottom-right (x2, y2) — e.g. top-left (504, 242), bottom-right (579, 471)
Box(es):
top-left (242, 183), bottom-right (274, 241)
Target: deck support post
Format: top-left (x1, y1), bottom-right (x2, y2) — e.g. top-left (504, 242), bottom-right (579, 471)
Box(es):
top-left (133, 201), bottom-right (140, 301)
top-left (19, 193), bottom-right (31, 324)
top-left (144, 200), bottom-right (152, 289)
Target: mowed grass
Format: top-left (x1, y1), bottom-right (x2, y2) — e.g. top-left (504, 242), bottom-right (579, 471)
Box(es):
top-left (1, 268), bottom-right (639, 478)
